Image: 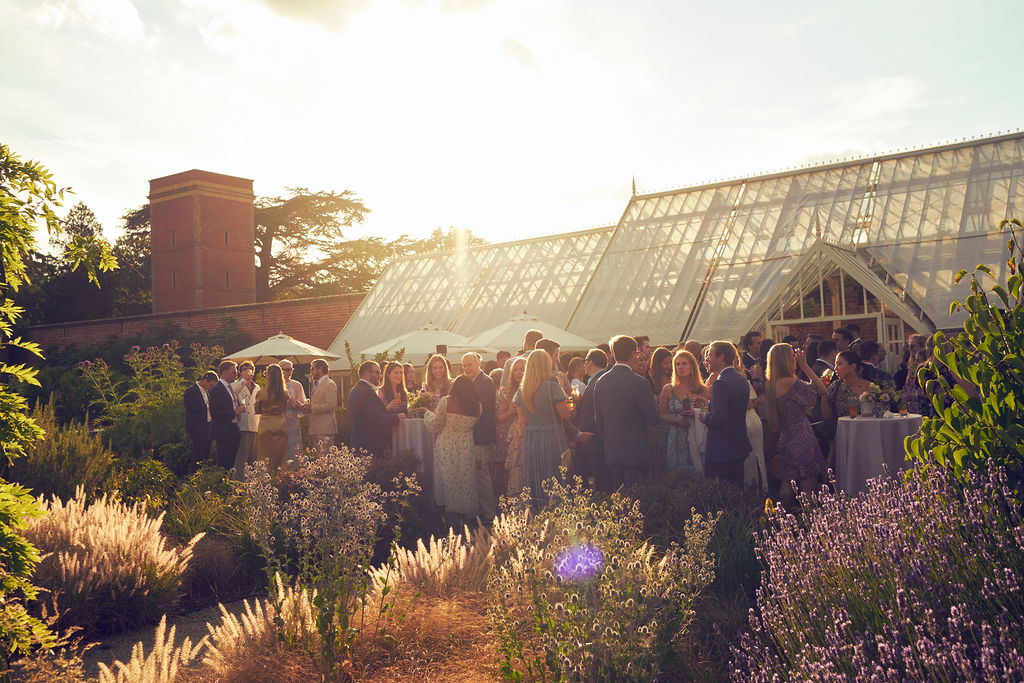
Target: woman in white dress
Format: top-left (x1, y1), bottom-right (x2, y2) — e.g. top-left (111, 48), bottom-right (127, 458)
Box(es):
top-left (739, 357), bottom-right (767, 490)
top-left (425, 375), bottom-right (481, 520)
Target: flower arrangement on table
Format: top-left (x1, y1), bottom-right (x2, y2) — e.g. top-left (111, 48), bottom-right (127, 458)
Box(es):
top-left (858, 383), bottom-right (899, 417)
top-left (407, 390), bottom-right (439, 417)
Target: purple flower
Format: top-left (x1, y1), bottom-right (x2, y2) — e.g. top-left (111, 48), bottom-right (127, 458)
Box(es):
top-left (554, 543), bottom-right (604, 582)
top-left (162, 343), bottom-right (170, 349)
top-left (131, 345), bottom-right (140, 352)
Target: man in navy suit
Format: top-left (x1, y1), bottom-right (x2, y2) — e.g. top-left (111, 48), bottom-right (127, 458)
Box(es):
top-left (594, 335), bottom-right (660, 490)
top-left (184, 370), bottom-right (218, 465)
top-left (701, 341), bottom-right (751, 486)
top-left (573, 348), bottom-right (609, 489)
top-left (347, 361), bottom-right (402, 457)
top-left (209, 361), bottom-right (244, 469)
top-left (462, 352), bottom-right (497, 516)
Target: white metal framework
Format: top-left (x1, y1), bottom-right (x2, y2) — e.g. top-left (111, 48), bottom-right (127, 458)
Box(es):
top-left (330, 132), bottom-right (1024, 365)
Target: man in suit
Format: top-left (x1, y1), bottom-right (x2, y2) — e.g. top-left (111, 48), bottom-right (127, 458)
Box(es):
top-left (209, 360), bottom-right (244, 469)
top-left (858, 341), bottom-right (892, 386)
top-left (231, 361), bottom-right (260, 479)
top-left (305, 358), bottom-right (339, 450)
top-left (812, 340), bottom-right (837, 378)
top-left (594, 335), bottom-right (660, 490)
top-left (462, 352), bottom-right (497, 516)
top-left (184, 370), bottom-right (218, 465)
top-left (574, 348), bottom-right (608, 489)
top-left (701, 341), bottom-right (751, 486)
top-left (347, 361), bottom-right (403, 457)
top-left (832, 327), bottom-right (854, 353)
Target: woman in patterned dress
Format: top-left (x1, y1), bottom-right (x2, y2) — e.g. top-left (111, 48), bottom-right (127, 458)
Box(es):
top-left (765, 343), bottom-right (829, 504)
top-left (499, 357), bottom-right (526, 496)
top-left (515, 350), bottom-right (570, 503)
top-left (425, 375), bottom-right (480, 520)
top-left (658, 349), bottom-right (709, 472)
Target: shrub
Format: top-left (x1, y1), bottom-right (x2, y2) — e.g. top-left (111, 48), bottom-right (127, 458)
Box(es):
top-left (7, 398), bottom-right (116, 502)
top-left (733, 461), bottom-right (1024, 680)
top-left (96, 615), bottom-right (205, 683)
top-left (22, 488), bottom-right (202, 636)
top-left (243, 444), bottom-right (418, 674)
top-left (908, 218), bottom-right (1024, 493)
top-left (488, 474), bottom-right (718, 681)
top-left (109, 457), bottom-right (177, 516)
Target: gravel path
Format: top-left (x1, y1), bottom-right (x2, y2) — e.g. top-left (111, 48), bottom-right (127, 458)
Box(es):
top-left (82, 598), bottom-right (253, 679)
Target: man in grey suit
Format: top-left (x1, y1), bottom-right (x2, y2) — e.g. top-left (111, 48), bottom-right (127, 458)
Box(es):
top-left (462, 352), bottom-right (497, 517)
top-left (594, 335), bottom-right (660, 490)
top-left (701, 341), bottom-right (751, 486)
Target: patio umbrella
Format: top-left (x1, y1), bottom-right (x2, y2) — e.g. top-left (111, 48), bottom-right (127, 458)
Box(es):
top-left (223, 333), bottom-right (342, 365)
top-left (358, 322), bottom-right (472, 360)
top-left (464, 312), bottom-right (597, 352)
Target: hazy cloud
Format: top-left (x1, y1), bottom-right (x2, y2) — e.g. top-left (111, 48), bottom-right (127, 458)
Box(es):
top-left (501, 37), bottom-right (539, 74)
top-left (439, 0), bottom-right (491, 14)
top-left (250, 0), bottom-right (369, 31)
top-left (27, 0), bottom-right (146, 41)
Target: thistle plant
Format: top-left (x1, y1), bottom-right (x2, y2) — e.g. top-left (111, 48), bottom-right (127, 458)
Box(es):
top-left (488, 473), bottom-right (718, 682)
top-left (242, 444), bottom-right (418, 674)
top-left (733, 461), bottom-right (1024, 680)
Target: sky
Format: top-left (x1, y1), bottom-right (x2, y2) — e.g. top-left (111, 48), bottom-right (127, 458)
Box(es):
top-left (3, 0), bottom-right (1023, 245)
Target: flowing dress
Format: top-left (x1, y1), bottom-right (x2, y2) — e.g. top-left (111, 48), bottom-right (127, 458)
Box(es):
top-left (515, 379), bottom-right (568, 500)
top-left (770, 380), bottom-right (825, 483)
top-left (255, 394), bottom-right (288, 474)
top-left (745, 383), bottom-right (767, 489)
top-left (425, 397), bottom-right (480, 516)
top-left (503, 387), bottom-right (526, 496)
top-left (665, 396), bottom-right (695, 471)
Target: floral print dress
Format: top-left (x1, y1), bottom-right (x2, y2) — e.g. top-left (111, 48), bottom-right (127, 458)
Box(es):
top-left (425, 397), bottom-right (480, 516)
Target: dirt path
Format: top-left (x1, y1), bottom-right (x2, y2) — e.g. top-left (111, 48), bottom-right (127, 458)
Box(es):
top-left (82, 598), bottom-right (253, 679)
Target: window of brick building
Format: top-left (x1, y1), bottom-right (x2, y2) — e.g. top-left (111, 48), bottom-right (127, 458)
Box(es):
top-left (225, 270), bottom-right (230, 288)
top-left (172, 271), bottom-right (178, 289)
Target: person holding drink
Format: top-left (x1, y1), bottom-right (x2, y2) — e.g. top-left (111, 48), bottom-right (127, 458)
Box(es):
top-left (658, 350), bottom-right (708, 472)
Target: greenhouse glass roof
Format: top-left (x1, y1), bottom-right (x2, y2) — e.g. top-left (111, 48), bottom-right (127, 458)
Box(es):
top-left (329, 132), bottom-right (1024, 363)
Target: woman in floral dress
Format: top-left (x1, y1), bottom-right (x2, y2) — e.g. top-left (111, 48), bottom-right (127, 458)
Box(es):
top-left (500, 357), bottom-right (527, 496)
top-left (765, 343), bottom-right (829, 504)
top-left (425, 375), bottom-right (480, 520)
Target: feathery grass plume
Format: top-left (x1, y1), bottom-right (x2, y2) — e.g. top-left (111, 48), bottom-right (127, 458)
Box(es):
top-left (488, 473), bottom-right (718, 681)
top-left (733, 461), bottom-right (1024, 680)
top-left (96, 615), bottom-right (205, 683)
top-left (7, 397), bottom-right (116, 503)
top-left (368, 523), bottom-right (494, 598)
top-left (22, 487), bottom-right (202, 636)
top-left (202, 574), bottom-right (321, 675)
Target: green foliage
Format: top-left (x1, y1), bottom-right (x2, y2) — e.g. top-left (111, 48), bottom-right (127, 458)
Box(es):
top-left (0, 483), bottom-right (56, 668)
top-left (109, 458), bottom-right (177, 516)
top-left (6, 398), bottom-right (116, 503)
top-left (79, 340), bottom-right (223, 457)
top-left (907, 218), bottom-right (1024, 492)
top-left (488, 474), bottom-right (719, 682)
top-left (342, 339), bottom-right (404, 391)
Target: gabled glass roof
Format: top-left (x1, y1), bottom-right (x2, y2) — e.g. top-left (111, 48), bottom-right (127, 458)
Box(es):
top-left (330, 132), bottom-right (1024, 364)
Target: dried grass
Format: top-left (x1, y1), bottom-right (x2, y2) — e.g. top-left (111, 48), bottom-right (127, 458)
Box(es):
top-left (96, 616), bottom-right (205, 683)
top-left (368, 523), bottom-right (494, 598)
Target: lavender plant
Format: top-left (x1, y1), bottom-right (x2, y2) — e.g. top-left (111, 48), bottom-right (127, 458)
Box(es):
top-left (242, 444), bottom-right (418, 674)
top-left (733, 462), bottom-right (1024, 680)
top-left (488, 474), bottom-right (718, 682)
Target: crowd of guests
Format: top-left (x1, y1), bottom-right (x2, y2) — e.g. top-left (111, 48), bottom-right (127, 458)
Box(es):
top-left (183, 322), bottom-right (974, 515)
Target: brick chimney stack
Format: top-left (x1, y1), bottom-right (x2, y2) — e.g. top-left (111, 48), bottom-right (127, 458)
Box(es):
top-left (149, 170), bottom-right (256, 313)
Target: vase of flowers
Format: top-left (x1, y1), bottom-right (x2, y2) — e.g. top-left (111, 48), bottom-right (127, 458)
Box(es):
top-left (408, 390), bottom-right (439, 417)
top-left (859, 383), bottom-right (898, 417)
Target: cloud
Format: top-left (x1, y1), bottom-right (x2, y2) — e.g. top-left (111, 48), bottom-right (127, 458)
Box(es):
top-left (501, 37), bottom-right (539, 74)
top-left (28, 0), bottom-right (146, 41)
top-left (439, 0), bottom-right (491, 14)
top-left (249, 0), bottom-right (369, 31)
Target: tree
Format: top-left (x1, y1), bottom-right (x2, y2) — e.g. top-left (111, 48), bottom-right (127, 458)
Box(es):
top-left (907, 218), bottom-right (1024, 495)
top-left (0, 142), bottom-right (113, 668)
top-left (255, 188), bottom-right (369, 300)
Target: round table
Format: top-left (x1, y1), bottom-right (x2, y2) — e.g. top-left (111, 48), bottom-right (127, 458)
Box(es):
top-left (835, 414), bottom-right (923, 496)
top-left (392, 417), bottom-right (435, 482)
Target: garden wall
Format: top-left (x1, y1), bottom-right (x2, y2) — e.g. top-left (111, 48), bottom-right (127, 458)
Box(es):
top-left (26, 293), bottom-right (365, 353)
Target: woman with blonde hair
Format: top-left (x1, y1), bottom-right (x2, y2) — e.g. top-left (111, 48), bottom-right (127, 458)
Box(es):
top-left (423, 354), bottom-right (453, 397)
top-left (765, 343), bottom-right (828, 502)
top-left (515, 349), bottom-right (570, 501)
top-left (498, 356), bottom-right (527, 495)
top-left (254, 363), bottom-right (289, 475)
top-left (658, 349), bottom-right (709, 472)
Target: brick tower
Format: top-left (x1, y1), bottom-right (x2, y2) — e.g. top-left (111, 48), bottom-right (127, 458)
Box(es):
top-left (149, 170), bottom-right (256, 313)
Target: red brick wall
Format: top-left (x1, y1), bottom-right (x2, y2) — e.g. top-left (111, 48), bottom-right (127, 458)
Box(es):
top-left (26, 293), bottom-right (365, 353)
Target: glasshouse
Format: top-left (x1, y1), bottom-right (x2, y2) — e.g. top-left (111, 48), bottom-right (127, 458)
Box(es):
top-left (330, 131), bottom-right (1024, 366)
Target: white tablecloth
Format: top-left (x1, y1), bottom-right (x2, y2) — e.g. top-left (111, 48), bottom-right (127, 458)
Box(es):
top-left (392, 418), bottom-right (435, 480)
top-left (835, 414), bottom-right (923, 496)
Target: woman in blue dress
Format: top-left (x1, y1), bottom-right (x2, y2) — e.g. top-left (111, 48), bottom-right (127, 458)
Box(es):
top-left (658, 349), bottom-right (710, 472)
top-left (515, 349), bottom-right (570, 503)
top-left (765, 343), bottom-right (829, 505)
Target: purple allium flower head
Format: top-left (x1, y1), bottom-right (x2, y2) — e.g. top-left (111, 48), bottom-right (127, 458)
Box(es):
top-left (131, 345), bottom-right (140, 352)
top-left (162, 343), bottom-right (170, 349)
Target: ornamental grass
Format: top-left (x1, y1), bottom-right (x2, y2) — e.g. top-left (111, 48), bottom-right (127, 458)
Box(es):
top-left (733, 461), bottom-right (1024, 680)
top-left (22, 488), bottom-right (202, 636)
